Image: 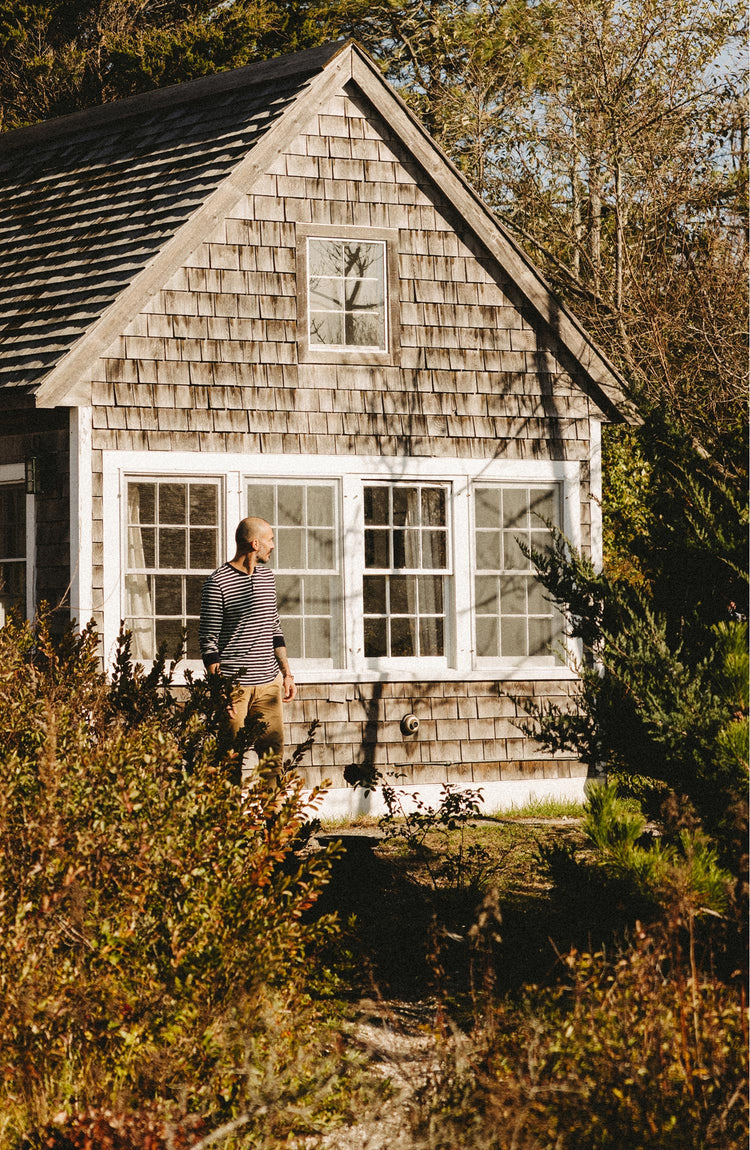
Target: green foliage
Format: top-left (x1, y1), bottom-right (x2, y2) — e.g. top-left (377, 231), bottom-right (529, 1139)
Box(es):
top-left (411, 921), bottom-right (749, 1149)
top-left (378, 781), bottom-right (502, 892)
top-left (518, 414), bottom-right (749, 853)
top-left (0, 611), bottom-right (343, 1139)
top-left (583, 783), bottom-right (733, 917)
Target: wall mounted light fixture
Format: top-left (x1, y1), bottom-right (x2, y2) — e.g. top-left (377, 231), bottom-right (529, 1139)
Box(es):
top-left (24, 456), bottom-right (39, 495)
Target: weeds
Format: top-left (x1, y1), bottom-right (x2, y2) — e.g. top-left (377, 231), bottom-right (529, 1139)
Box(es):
top-left (0, 612), bottom-right (352, 1143)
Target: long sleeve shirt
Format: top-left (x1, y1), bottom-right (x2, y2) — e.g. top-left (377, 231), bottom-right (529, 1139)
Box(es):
top-left (199, 562), bottom-right (285, 685)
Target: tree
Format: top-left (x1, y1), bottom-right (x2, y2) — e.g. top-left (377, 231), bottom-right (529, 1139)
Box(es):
top-left (519, 413), bottom-right (748, 856)
top-left (344, 0), bottom-right (747, 469)
top-left (0, 0), bottom-right (333, 130)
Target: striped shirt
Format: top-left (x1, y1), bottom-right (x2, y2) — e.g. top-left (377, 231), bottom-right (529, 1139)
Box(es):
top-left (199, 561), bottom-right (285, 685)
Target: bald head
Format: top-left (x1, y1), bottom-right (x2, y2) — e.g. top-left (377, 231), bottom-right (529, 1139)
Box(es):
top-left (235, 516), bottom-right (272, 552)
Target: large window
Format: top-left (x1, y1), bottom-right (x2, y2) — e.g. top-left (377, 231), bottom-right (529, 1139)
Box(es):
top-left (307, 238), bottom-right (386, 350)
top-left (363, 484), bottom-right (449, 658)
top-left (474, 484), bottom-right (564, 662)
top-left (104, 455), bottom-right (578, 679)
top-left (246, 480), bottom-right (342, 667)
top-left (0, 483), bottom-right (25, 624)
top-left (124, 480), bottom-right (220, 661)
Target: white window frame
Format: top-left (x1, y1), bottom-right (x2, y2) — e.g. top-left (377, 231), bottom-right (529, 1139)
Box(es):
top-left (0, 463), bottom-right (35, 624)
top-left (102, 451), bottom-right (582, 683)
top-left (296, 224), bottom-right (399, 367)
top-left (245, 477), bottom-right (344, 671)
top-left (122, 475), bottom-right (224, 663)
top-left (472, 481), bottom-right (566, 668)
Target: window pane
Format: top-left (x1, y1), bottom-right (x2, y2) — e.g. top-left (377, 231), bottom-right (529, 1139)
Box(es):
top-left (422, 531), bottom-right (447, 569)
top-left (159, 528), bottom-right (186, 568)
top-left (364, 617), bottom-right (387, 657)
top-left (503, 489), bottom-right (528, 529)
top-left (390, 575), bottom-right (412, 614)
top-left (305, 574), bottom-right (332, 613)
top-left (278, 485), bottom-right (304, 527)
top-left (475, 575), bottom-right (497, 614)
top-left (365, 529), bottom-right (389, 568)
top-left (476, 616), bottom-right (498, 658)
top-left (475, 487), bottom-right (501, 529)
top-left (530, 530), bottom-right (553, 559)
top-left (501, 616), bottom-right (526, 657)
top-left (189, 484), bottom-right (217, 525)
top-left (308, 485), bottom-right (334, 527)
top-left (129, 482), bottom-right (155, 525)
top-left (305, 616), bottom-right (331, 657)
top-left (310, 311), bottom-right (344, 346)
top-left (154, 574), bottom-right (181, 615)
top-left (422, 487), bottom-right (446, 527)
top-left (185, 619), bottom-right (201, 660)
top-left (309, 239), bottom-right (342, 276)
top-left (393, 529), bottom-right (420, 568)
top-left (528, 616), bottom-right (553, 658)
top-left (308, 528), bottom-right (334, 570)
top-left (345, 313), bottom-right (384, 347)
top-left (475, 532), bottom-right (502, 571)
top-left (418, 575), bottom-right (443, 613)
top-left (128, 526), bottom-right (155, 569)
top-left (189, 528), bottom-right (216, 569)
top-left (501, 575), bottom-right (527, 615)
top-left (248, 484), bottom-right (275, 523)
top-left (281, 616), bottom-right (302, 659)
top-left (392, 486), bottom-right (418, 526)
top-left (125, 617), bottom-right (153, 663)
top-left (276, 527), bottom-right (305, 569)
top-left (391, 617), bottom-right (416, 657)
top-left (527, 579), bottom-right (551, 616)
top-left (363, 575), bottom-right (386, 614)
top-left (419, 616), bottom-right (444, 657)
top-left (124, 574), bottom-right (152, 617)
top-left (503, 533), bottom-right (530, 571)
top-left (185, 575), bottom-right (204, 616)
top-left (276, 574), bottom-right (302, 615)
top-left (309, 277), bottom-right (344, 310)
top-left (364, 486), bottom-right (389, 525)
top-left (155, 617), bottom-right (184, 656)
top-left (345, 241), bottom-right (383, 277)
top-left (345, 278), bottom-right (383, 309)
top-left (160, 483), bottom-right (186, 525)
top-left (529, 488), bottom-right (558, 526)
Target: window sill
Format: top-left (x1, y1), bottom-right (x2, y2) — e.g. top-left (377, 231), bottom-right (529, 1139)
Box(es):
top-left (153, 660), bottom-right (579, 686)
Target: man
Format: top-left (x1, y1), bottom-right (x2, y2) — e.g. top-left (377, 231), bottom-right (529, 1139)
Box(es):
top-left (199, 517), bottom-right (296, 764)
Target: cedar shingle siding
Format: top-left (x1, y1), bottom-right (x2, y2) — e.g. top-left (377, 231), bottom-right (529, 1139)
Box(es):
top-left (0, 42), bottom-right (632, 797)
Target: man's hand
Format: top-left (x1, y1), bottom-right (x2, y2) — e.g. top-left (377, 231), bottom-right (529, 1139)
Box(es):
top-left (282, 672), bottom-right (296, 702)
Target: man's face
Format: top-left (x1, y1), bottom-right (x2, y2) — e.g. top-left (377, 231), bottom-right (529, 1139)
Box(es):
top-left (255, 524), bottom-right (275, 564)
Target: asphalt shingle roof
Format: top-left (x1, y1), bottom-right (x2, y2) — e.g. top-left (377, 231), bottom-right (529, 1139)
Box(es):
top-left (0, 42), bottom-right (344, 394)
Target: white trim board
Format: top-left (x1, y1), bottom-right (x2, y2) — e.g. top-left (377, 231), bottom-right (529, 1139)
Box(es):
top-left (305, 776), bottom-right (589, 821)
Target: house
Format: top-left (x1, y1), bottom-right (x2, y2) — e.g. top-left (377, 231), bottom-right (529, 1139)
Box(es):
top-left (0, 40), bottom-right (632, 815)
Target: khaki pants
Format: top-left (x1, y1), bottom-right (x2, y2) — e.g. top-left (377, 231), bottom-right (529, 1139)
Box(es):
top-left (229, 672), bottom-right (285, 764)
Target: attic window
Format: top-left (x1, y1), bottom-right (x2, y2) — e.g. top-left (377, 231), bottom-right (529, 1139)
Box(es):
top-left (307, 238), bottom-right (386, 350)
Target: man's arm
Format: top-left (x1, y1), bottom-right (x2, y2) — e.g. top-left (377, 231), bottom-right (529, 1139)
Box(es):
top-left (274, 644), bottom-right (296, 701)
top-left (199, 575), bottom-right (223, 675)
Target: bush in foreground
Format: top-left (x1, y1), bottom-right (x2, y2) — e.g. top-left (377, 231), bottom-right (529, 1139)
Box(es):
top-left (413, 920), bottom-right (748, 1149)
top-left (0, 613), bottom-right (345, 1143)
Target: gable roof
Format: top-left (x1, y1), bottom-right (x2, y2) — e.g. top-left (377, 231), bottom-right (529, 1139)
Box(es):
top-left (0, 39), bottom-right (635, 420)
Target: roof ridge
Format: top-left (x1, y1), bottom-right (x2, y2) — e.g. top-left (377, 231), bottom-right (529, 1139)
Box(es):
top-left (0, 39), bottom-right (350, 154)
